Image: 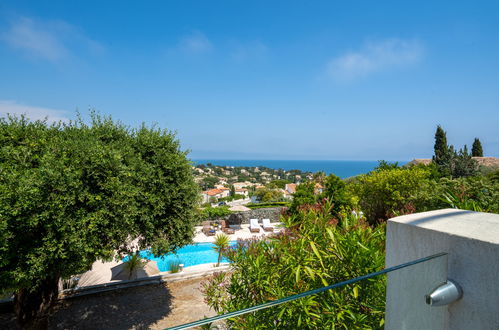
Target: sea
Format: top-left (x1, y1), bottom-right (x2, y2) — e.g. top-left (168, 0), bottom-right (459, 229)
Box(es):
top-left (192, 159), bottom-right (407, 179)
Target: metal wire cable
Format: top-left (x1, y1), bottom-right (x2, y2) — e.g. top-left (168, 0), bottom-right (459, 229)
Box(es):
top-left (166, 252), bottom-right (447, 330)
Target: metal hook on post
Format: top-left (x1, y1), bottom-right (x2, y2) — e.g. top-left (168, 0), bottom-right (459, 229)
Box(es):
top-left (425, 279), bottom-right (463, 306)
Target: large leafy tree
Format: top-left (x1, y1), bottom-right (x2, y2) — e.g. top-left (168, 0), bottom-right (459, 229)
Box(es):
top-left (472, 138), bottom-right (484, 157)
top-left (0, 114), bottom-right (199, 328)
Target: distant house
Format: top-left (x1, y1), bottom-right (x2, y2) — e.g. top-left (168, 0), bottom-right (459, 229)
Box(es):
top-left (201, 188), bottom-right (229, 203)
top-left (219, 187), bottom-right (230, 196)
top-left (285, 183), bottom-right (297, 194)
top-left (233, 181), bottom-right (252, 189)
top-left (314, 183), bottom-right (324, 194)
top-left (282, 189), bottom-right (293, 200)
top-left (215, 185), bottom-right (230, 194)
top-left (235, 188), bottom-right (249, 197)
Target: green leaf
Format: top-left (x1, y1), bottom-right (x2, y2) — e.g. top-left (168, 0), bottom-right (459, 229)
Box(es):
top-left (295, 265), bottom-right (301, 283)
top-left (353, 286), bottom-right (359, 298)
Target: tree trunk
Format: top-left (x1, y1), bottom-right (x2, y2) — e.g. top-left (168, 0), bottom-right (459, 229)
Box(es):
top-left (14, 276), bottom-right (60, 330)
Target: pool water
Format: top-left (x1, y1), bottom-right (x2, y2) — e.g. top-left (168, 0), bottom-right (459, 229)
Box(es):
top-left (133, 241), bottom-right (237, 272)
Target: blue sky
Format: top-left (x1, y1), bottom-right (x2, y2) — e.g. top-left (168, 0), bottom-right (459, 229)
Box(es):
top-left (1, 1), bottom-right (498, 160)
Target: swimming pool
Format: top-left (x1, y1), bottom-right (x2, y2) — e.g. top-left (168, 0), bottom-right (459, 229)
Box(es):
top-left (133, 241), bottom-right (237, 272)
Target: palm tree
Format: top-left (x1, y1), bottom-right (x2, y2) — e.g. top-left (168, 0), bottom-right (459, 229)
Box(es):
top-left (213, 233), bottom-right (230, 267)
top-left (123, 253), bottom-right (146, 280)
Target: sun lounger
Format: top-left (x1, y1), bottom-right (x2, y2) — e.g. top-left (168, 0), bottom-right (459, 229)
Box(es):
top-left (221, 220), bottom-right (235, 234)
top-left (250, 218), bottom-right (260, 233)
top-left (202, 221), bottom-right (216, 236)
top-left (262, 219), bottom-right (274, 232)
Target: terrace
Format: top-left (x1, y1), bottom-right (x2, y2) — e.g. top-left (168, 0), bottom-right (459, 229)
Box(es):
top-left (1, 210), bottom-right (497, 329)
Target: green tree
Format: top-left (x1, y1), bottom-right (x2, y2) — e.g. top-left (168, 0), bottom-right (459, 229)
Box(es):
top-left (312, 171), bottom-right (326, 184)
top-left (290, 182), bottom-right (317, 213)
top-left (472, 138), bottom-right (484, 157)
top-left (433, 125), bottom-right (449, 165)
top-left (0, 114), bottom-right (199, 328)
top-left (212, 233), bottom-right (230, 267)
top-left (351, 166), bottom-right (431, 224)
top-left (266, 179), bottom-right (291, 189)
top-left (321, 174), bottom-right (351, 216)
top-left (450, 145), bottom-right (478, 178)
top-left (254, 188), bottom-right (283, 202)
top-left (123, 253), bottom-right (146, 280)
top-left (432, 125), bottom-right (452, 176)
top-left (375, 160), bottom-right (399, 171)
top-left (201, 176), bottom-right (219, 190)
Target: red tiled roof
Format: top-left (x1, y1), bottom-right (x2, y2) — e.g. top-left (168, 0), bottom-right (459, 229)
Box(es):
top-left (203, 189), bottom-right (223, 196)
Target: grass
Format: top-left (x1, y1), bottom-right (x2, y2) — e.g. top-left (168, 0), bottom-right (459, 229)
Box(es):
top-left (169, 260), bottom-right (183, 273)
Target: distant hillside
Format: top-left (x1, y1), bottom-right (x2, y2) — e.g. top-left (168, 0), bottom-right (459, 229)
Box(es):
top-left (407, 157), bottom-right (499, 169)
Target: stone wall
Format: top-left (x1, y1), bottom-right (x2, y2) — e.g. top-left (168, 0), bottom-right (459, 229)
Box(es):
top-left (228, 207), bottom-right (285, 225)
top-left (206, 207), bottom-right (285, 225)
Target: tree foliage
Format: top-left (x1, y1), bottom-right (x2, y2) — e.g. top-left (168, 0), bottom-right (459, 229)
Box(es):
top-left (432, 125), bottom-right (479, 178)
top-left (350, 166), bottom-right (431, 224)
top-left (321, 174), bottom-right (351, 216)
top-left (203, 201), bottom-right (386, 329)
top-left (198, 205), bottom-right (232, 220)
top-left (433, 125), bottom-right (450, 168)
top-left (450, 145), bottom-right (479, 178)
top-left (254, 188), bottom-right (284, 202)
top-left (266, 179), bottom-right (291, 189)
top-left (289, 182), bottom-right (317, 213)
top-left (472, 138), bottom-right (483, 157)
top-left (0, 114), bottom-right (199, 328)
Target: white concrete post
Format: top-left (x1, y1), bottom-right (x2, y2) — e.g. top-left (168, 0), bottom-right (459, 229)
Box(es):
top-left (385, 209), bottom-right (499, 330)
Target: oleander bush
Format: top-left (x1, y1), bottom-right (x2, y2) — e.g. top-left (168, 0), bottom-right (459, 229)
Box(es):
top-left (203, 200), bottom-right (386, 329)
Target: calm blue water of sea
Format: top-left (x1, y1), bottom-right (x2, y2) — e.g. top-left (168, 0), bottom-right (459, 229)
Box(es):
top-left (192, 159), bottom-right (407, 179)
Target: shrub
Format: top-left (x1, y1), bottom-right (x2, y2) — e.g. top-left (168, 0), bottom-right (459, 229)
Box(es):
top-left (254, 188), bottom-right (284, 202)
top-left (321, 174), bottom-right (352, 215)
top-left (412, 176), bottom-right (499, 213)
top-left (169, 260), bottom-right (183, 273)
top-left (203, 200), bottom-right (386, 329)
top-left (199, 206), bottom-right (232, 220)
top-left (351, 166), bottom-right (431, 223)
top-left (246, 202), bottom-right (290, 209)
top-left (289, 182), bottom-right (317, 213)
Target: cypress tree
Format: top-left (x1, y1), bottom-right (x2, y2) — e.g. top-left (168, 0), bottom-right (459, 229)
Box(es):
top-left (472, 138), bottom-right (484, 157)
top-left (433, 125), bottom-right (450, 166)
